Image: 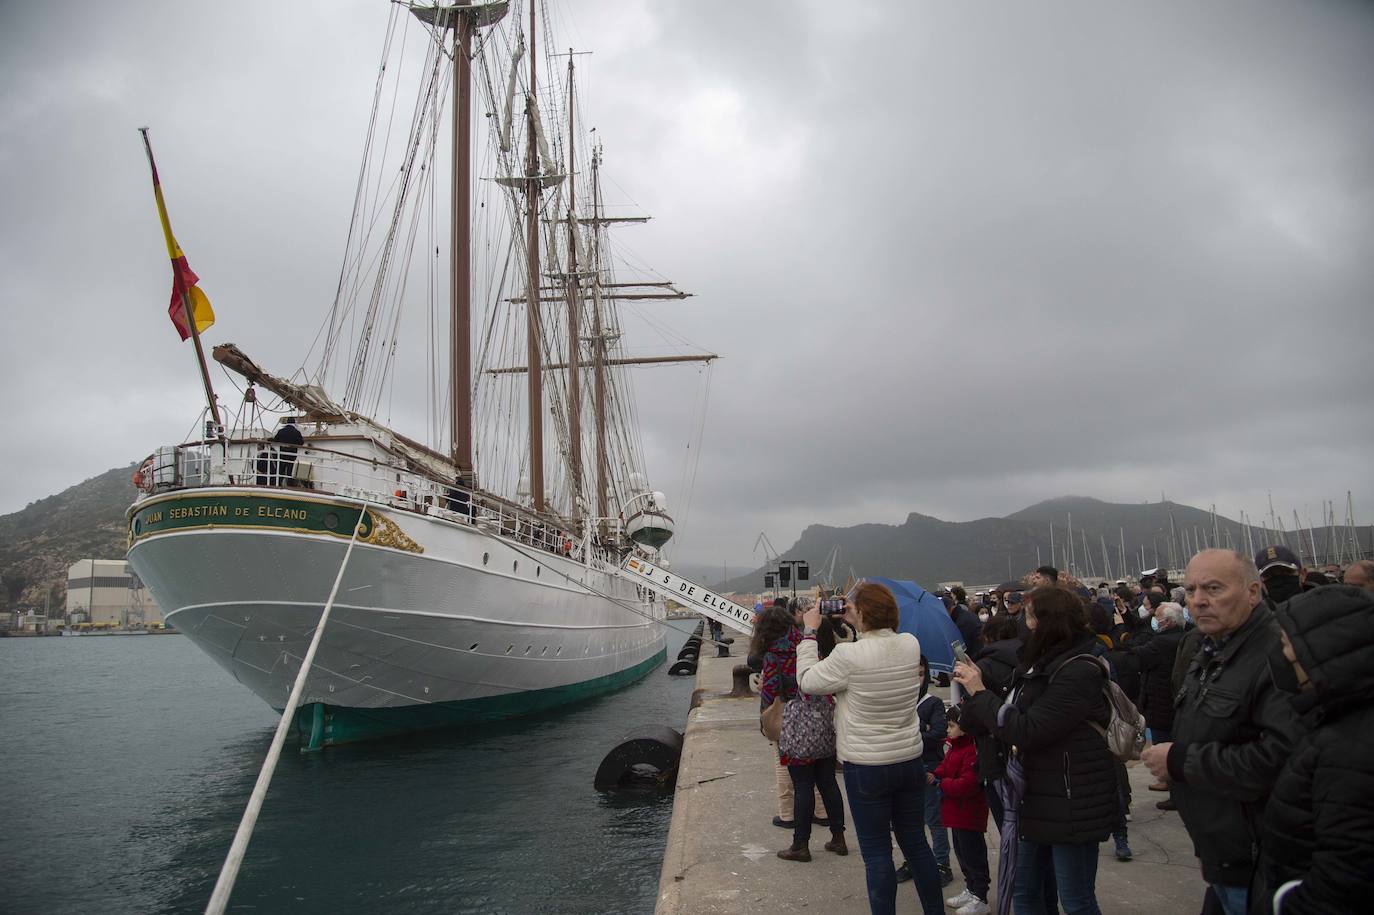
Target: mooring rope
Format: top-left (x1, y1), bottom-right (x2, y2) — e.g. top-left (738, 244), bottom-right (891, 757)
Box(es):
top-left (203, 504), bottom-right (370, 915)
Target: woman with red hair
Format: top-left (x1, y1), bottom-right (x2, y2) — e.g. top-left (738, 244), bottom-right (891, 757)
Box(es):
top-left (800, 582), bottom-right (943, 915)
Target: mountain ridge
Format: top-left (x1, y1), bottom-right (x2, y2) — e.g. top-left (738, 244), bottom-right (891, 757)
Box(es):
top-left (2, 469), bottom-right (1366, 610)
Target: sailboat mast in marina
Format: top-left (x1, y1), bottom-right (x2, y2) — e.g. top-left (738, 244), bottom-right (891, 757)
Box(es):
top-left (127, 1), bottom-right (717, 749)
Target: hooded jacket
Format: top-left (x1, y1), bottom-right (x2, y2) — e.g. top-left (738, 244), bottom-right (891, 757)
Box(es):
top-left (1164, 602), bottom-right (1304, 888)
top-left (933, 734), bottom-right (989, 831)
top-left (1254, 586), bottom-right (1374, 915)
top-left (963, 634), bottom-right (1118, 845)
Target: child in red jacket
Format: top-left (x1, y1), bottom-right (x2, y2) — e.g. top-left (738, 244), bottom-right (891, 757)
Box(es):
top-left (932, 705), bottom-right (991, 915)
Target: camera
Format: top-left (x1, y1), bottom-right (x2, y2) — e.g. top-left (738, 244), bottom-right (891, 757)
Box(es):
top-left (819, 597), bottom-right (846, 616)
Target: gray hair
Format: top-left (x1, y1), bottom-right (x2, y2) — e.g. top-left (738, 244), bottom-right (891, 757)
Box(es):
top-left (1157, 601), bottom-right (1187, 628)
top-left (1348, 559), bottom-right (1374, 581)
top-left (1170, 586), bottom-right (1186, 604)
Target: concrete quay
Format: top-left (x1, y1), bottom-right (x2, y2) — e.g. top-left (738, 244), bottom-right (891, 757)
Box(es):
top-left (655, 650), bottom-right (1208, 914)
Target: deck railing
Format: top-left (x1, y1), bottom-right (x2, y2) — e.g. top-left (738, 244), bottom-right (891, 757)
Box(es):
top-left (141, 438), bottom-right (625, 562)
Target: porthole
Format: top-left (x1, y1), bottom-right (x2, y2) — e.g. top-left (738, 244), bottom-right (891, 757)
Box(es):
top-left (468, 643), bottom-right (479, 651)
top-left (524, 645), bottom-right (532, 655)
top-left (535, 567), bottom-right (541, 578)
top-left (482, 552), bottom-right (489, 566)
top-left (506, 645), bottom-right (514, 654)
top-left (513, 560), bottom-right (519, 573)
top-left (540, 646), bottom-right (548, 656)
top-left (555, 646), bottom-right (561, 656)
top-left (324, 512), bottom-right (339, 531)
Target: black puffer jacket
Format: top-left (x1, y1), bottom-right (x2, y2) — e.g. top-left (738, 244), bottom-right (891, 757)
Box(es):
top-left (1110, 625), bottom-right (1185, 732)
top-left (1165, 602), bottom-right (1304, 888)
top-left (1253, 586), bottom-right (1374, 915)
top-left (959, 637), bottom-right (1021, 782)
top-left (964, 634), bottom-right (1117, 845)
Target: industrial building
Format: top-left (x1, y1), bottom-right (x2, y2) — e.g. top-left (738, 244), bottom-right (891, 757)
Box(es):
top-left (65, 559), bottom-right (163, 628)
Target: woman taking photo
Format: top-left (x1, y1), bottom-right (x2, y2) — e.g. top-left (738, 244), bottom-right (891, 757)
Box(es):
top-left (953, 586), bottom-right (1116, 915)
top-left (799, 582), bottom-right (944, 915)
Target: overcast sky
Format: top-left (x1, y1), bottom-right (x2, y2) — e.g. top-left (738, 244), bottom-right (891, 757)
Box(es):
top-left (2, 0), bottom-right (1371, 570)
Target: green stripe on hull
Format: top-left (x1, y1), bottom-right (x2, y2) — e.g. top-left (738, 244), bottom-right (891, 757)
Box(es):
top-left (290, 647), bottom-right (667, 750)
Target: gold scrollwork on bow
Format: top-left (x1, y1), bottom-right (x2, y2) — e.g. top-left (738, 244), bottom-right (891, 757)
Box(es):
top-left (361, 511), bottom-right (424, 553)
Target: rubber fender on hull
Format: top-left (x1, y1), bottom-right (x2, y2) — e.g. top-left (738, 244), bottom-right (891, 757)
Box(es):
top-left (594, 726), bottom-right (684, 790)
top-left (667, 659), bottom-right (697, 676)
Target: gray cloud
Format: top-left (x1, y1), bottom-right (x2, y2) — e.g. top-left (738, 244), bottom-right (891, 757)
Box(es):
top-left (2, 1), bottom-right (1370, 572)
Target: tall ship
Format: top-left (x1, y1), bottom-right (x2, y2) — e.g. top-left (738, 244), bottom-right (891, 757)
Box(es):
top-left (126, 1), bottom-right (716, 749)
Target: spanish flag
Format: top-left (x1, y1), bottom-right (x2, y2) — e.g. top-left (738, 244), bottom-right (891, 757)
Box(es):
top-left (140, 129), bottom-right (215, 341)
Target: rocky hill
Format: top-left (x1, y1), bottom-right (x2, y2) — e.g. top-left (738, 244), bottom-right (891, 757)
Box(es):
top-left (4, 472), bottom-right (1365, 612)
top-left (720, 496), bottom-right (1369, 593)
top-left (0, 465), bottom-right (137, 610)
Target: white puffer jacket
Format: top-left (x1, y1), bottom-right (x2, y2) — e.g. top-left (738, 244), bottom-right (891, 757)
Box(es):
top-left (797, 628), bottom-right (924, 766)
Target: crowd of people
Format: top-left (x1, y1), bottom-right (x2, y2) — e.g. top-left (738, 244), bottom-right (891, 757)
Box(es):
top-left (744, 551), bottom-right (1374, 915)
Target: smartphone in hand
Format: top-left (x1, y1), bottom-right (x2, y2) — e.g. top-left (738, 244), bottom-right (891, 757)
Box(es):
top-left (952, 640), bottom-right (971, 666)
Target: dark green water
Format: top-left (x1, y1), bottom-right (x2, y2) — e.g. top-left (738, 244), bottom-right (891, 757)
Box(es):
top-left (0, 622), bottom-right (697, 914)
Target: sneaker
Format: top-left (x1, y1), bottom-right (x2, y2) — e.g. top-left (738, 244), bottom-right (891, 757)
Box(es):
top-left (895, 861), bottom-right (912, 883)
top-left (1156, 798), bottom-right (1177, 811)
top-left (771, 816), bottom-right (795, 829)
top-left (955, 899), bottom-right (991, 915)
top-left (938, 864), bottom-right (954, 886)
top-left (946, 889), bottom-right (975, 908)
top-left (1115, 839), bottom-right (1133, 861)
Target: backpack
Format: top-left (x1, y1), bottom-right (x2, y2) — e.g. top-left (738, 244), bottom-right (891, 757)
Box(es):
top-left (1049, 653), bottom-right (1146, 762)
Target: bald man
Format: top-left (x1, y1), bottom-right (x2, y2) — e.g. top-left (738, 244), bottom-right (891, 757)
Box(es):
top-left (1141, 550), bottom-right (1303, 915)
top-left (1344, 559), bottom-right (1374, 593)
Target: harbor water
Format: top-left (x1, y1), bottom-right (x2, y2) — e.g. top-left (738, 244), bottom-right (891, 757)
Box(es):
top-left (0, 621), bottom-right (699, 914)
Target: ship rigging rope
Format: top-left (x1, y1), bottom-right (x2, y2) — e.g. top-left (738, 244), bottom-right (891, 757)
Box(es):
top-left (203, 507), bottom-right (369, 915)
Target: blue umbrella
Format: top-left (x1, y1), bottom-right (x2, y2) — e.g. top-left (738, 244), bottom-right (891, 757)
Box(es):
top-left (860, 577), bottom-right (964, 673)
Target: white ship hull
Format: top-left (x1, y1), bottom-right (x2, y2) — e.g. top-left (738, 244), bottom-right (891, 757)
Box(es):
top-left (127, 488), bottom-right (666, 746)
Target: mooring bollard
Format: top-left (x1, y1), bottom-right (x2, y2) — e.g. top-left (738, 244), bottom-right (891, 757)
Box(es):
top-left (728, 664), bottom-right (755, 698)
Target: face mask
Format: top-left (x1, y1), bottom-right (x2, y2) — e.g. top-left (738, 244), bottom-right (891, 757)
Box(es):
top-left (1265, 574), bottom-right (1302, 604)
top-left (1183, 606), bottom-right (1192, 625)
top-left (978, 611), bottom-right (990, 622)
top-left (1138, 606), bottom-right (1151, 619)
top-left (1150, 617), bottom-right (1160, 632)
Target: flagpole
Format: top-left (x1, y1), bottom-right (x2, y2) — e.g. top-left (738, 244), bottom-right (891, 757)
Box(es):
top-left (139, 127), bottom-right (224, 435)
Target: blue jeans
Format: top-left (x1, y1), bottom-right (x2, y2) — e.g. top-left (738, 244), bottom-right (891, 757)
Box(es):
top-left (1209, 883), bottom-right (1248, 915)
top-left (923, 779), bottom-right (950, 868)
top-left (843, 759), bottom-right (943, 915)
top-left (1013, 839), bottom-right (1101, 915)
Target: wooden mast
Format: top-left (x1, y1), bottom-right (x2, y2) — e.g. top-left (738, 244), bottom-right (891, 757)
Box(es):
top-left (524, 0), bottom-right (545, 513)
top-left (452, 4), bottom-right (475, 485)
top-left (590, 144), bottom-right (608, 523)
top-left (564, 51), bottom-right (582, 516)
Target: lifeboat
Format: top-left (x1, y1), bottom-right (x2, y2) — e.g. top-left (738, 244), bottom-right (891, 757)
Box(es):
top-left (626, 508), bottom-right (674, 549)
